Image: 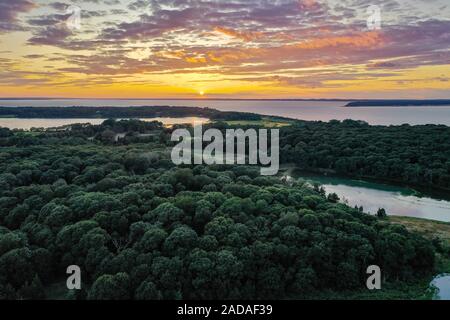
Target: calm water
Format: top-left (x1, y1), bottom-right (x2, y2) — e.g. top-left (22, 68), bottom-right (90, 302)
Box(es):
top-left (2, 99), bottom-right (450, 126)
top-left (289, 172), bottom-right (450, 222)
top-left (0, 117), bottom-right (209, 130)
top-left (431, 274), bottom-right (450, 300)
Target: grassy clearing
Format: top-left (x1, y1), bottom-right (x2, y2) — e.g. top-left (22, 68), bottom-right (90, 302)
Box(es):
top-left (389, 216), bottom-right (450, 247)
top-left (223, 117), bottom-right (295, 128)
top-left (389, 215), bottom-right (450, 277)
top-left (318, 216), bottom-right (450, 299)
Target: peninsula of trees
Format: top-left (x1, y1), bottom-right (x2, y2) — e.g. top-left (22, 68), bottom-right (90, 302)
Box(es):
top-left (346, 100), bottom-right (450, 107)
top-left (0, 106), bottom-right (262, 121)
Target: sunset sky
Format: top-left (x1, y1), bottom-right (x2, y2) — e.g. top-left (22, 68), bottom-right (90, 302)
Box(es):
top-left (0, 0), bottom-right (449, 99)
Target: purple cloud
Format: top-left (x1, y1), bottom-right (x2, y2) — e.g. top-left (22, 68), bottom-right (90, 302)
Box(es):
top-left (0, 0), bottom-right (36, 33)
top-left (1, 0), bottom-right (449, 95)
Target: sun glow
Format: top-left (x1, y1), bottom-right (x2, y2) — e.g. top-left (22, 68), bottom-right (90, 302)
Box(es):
top-left (0, 1), bottom-right (449, 99)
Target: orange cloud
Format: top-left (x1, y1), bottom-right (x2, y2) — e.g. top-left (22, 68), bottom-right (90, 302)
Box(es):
top-left (294, 31), bottom-right (385, 50)
top-left (185, 56), bottom-right (207, 64)
top-left (156, 50), bottom-right (207, 64)
top-left (207, 50), bottom-right (260, 63)
top-left (214, 27), bottom-right (263, 42)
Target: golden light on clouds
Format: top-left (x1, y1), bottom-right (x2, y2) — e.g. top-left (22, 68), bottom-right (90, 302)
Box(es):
top-left (0, 0), bottom-right (448, 99)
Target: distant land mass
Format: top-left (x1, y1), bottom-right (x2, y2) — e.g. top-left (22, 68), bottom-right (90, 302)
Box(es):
top-left (0, 105), bottom-right (269, 121)
top-left (346, 100), bottom-right (450, 107)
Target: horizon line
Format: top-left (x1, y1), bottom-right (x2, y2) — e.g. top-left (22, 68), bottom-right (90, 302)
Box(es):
top-left (1, 97), bottom-right (450, 102)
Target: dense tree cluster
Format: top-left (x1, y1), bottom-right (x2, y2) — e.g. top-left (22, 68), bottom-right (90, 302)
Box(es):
top-left (279, 120), bottom-right (450, 190)
top-left (0, 120), bottom-right (436, 300)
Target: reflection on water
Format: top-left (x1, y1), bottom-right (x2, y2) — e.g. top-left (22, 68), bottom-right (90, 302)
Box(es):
top-left (290, 172), bottom-right (450, 222)
top-left (431, 274), bottom-right (450, 300)
top-left (2, 99), bottom-right (450, 125)
top-left (0, 117), bottom-right (209, 130)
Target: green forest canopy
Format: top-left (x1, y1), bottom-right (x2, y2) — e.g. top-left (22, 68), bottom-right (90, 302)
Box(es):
top-left (0, 118), bottom-right (443, 299)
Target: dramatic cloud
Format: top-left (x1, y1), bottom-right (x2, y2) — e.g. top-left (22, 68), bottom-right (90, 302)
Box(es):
top-left (0, 0), bottom-right (36, 33)
top-left (1, 0), bottom-right (449, 98)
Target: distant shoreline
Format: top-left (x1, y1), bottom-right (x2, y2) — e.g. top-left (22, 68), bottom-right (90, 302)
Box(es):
top-left (346, 100), bottom-right (450, 107)
top-left (0, 105), bottom-right (268, 122)
top-left (2, 98), bottom-right (450, 107)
